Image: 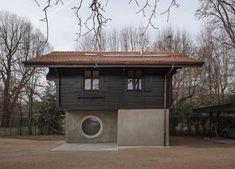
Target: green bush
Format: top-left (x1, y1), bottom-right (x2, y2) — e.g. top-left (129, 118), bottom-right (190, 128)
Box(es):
top-left (37, 87), bottom-right (64, 135)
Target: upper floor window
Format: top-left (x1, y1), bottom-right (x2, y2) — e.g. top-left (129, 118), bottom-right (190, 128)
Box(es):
top-left (84, 70), bottom-right (99, 90)
top-left (127, 70), bottom-right (142, 91)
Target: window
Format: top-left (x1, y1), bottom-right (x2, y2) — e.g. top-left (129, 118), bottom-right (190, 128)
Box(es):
top-left (81, 116), bottom-right (102, 138)
top-left (84, 70), bottom-right (99, 90)
top-left (127, 70), bottom-right (142, 90)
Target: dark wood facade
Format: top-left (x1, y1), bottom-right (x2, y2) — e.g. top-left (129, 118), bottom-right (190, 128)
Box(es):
top-left (47, 67), bottom-right (175, 111)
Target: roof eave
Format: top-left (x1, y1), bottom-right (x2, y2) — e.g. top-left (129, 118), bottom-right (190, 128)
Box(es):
top-left (23, 63), bottom-right (203, 68)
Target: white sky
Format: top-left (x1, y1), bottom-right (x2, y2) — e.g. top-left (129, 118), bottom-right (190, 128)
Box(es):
top-left (0, 0), bottom-right (203, 50)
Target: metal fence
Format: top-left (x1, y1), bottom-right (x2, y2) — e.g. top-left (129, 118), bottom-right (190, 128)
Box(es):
top-left (169, 114), bottom-right (235, 136)
top-left (0, 117), bottom-right (40, 136)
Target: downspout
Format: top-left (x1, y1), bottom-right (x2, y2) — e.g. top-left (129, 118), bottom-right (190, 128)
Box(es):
top-left (163, 64), bottom-right (174, 146)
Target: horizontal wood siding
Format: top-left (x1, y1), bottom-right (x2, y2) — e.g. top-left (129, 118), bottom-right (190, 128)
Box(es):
top-left (48, 67), bottom-right (172, 111)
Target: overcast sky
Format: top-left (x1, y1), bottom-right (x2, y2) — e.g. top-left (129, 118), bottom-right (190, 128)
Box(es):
top-left (0, 0), bottom-right (203, 51)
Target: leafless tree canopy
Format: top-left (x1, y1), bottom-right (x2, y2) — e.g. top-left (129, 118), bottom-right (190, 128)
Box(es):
top-left (33, 0), bottom-right (179, 49)
top-left (196, 0), bottom-right (235, 48)
top-left (0, 11), bottom-right (50, 127)
top-left (76, 26), bottom-right (150, 51)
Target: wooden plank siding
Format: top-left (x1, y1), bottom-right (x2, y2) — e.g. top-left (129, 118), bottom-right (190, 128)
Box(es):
top-left (47, 67), bottom-right (174, 111)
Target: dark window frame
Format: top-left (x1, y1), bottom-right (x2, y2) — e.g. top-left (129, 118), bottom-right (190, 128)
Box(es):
top-left (127, 69), bottom-right (143, 91)
top-left (84, 70), bottom-right (100, 91)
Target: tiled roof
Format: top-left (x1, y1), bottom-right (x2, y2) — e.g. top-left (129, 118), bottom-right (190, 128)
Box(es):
top-left (23, 51), bottom-right (204, 67)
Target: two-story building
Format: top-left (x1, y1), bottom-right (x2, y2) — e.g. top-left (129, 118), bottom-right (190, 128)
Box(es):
top-left (24, 51), bottom-right (203, 146)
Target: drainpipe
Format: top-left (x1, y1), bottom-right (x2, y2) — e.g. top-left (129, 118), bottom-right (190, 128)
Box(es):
top-left (163, 65), bottom-right (174, 147)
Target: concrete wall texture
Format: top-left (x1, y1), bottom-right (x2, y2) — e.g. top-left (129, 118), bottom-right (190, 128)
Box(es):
top-left (65, 111), bottom-right (117, 143)
top-left (118, 109), bottom-right (169, 146)
top-left (65, 109), bottom-right (169, 146)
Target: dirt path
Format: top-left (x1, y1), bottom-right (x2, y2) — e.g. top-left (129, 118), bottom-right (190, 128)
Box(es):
top-left (0, 136), bottom-right (235, 169)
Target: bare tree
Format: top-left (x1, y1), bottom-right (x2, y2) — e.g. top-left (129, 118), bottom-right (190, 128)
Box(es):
top-left (107, 29), bottom-right (119, 51)
top-left (196, 0), bottom-right (235, 99)
top-left (75, 26), bottom-right (150, 51)
top-left (25, 30), bottom-right (50, 134)
top-left (196, 0), bottom-right (235, 48)
top-left (152, 27), bottom-right (204, 107)
top-left (26, 69), bottom-right (47, 135)
top-left (0, 11), bottom-right (48, 127)
top-left (120, 26), bottom-right (150, 51)
top-left (197, 26), bottom-right (233, 105)
top-left (75, 32), bottom-right (107, 51)
top-left (151, 25), bottom-right (234, 107)
top-left (33, 0), bottom-right (179, 49)
top-left (194, 26), bottom-right (234, 136)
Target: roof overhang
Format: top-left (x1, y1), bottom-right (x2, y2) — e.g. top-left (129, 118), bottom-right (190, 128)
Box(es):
top-left (23, 51), bottom-right (204, 68)
top-left (23, 63), bottom-right (203, 68)
top-left (193, 102), bottom-right (235, 113)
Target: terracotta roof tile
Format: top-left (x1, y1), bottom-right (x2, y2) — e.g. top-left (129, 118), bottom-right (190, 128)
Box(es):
top-left (23, 51), bottom-right (204, 67)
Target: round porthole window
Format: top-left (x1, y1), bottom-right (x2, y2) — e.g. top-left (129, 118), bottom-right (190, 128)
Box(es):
top-left (81, 116), bottom-right (102, 138)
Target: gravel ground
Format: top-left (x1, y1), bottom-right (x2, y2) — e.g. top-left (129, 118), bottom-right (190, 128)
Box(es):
top-left (0, 136), bottom-right (235, 169)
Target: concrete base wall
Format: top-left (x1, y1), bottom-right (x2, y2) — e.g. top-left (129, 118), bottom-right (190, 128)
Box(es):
top-left (65, 109), bottom-right (169, 146)
top-left (117, 109), bottom-right (169, 146)
top-left (65, 111), bottom-right (117, 143)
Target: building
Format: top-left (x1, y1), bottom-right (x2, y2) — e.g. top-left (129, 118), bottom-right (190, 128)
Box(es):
top-left (193, 102), bottom-right (235, 137)
top-left (24, 51), bottom-right (203, 146)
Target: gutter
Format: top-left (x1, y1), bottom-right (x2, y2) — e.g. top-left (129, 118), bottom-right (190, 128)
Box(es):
top-left (163, 64), bottom-right (174, 147)
top-left (23, 63), bottom-right (203, 68)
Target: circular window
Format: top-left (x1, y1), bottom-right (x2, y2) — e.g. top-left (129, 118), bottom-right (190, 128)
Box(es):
top-left (81, 116), bottom-right (102, 138)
